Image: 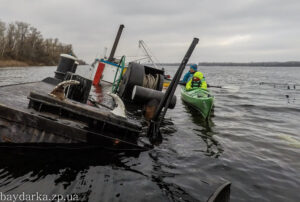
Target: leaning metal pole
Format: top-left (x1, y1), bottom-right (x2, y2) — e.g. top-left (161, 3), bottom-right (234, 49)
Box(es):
top-left (108, 24), bottom-right (125, 62)
top-left (147, 38), bottom-right (199, 144)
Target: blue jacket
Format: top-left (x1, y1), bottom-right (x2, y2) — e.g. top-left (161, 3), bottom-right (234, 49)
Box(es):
top-left (182, 71), bottom-right (194, 83)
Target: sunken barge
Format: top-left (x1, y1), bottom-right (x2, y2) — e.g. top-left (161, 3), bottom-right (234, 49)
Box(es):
top-left (0, 24), bottom-right (175, 151)
top-left (0, 56), bottom-right (145, 150)
top-left (0, 25), bottom-right (231, 202)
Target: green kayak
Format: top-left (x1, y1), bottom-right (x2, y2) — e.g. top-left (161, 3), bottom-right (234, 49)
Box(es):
top-left (181, 87), bottom-right (214, 119)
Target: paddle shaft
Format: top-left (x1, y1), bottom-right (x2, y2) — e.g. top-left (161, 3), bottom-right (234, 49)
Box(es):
top-left (179, 82), bottom-right (222, 89)
top-left (207, 84), bottom-right (222, 88)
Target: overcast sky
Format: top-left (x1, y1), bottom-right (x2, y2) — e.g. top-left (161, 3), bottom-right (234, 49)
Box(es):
top-left (1, 0), bottom-right (299, 63)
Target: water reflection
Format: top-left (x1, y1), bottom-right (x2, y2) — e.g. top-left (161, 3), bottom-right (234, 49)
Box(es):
top-left (0, 148), bottom-right (141, 179)
top-left (0, 148), bottom-right (143, 201)
top-left (91, 85), bottom-right (104, 103)
top-left (182, 103), bottom-right (223, 158)
top-left (149, 150), bottom-right (209, 202)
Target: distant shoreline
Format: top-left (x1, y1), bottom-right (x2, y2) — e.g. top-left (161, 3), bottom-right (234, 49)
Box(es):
top-left (198, 62), bottom-right (300, 67)
top-left (156, 61), bottom-right (300, 67)
top-left (0, 60), bottom-right (47, 68)
top-left (0, 59), bottom-right (88, 68)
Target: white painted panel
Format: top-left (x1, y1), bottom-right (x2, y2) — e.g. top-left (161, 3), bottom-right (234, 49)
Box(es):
top-left (102, 63), bottom-right (119, 83)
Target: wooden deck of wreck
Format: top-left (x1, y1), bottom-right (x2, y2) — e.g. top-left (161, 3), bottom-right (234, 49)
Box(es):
top-left (0, 80), bottom-right (146, 150)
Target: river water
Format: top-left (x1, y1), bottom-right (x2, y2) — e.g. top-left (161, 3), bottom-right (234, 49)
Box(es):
top-left (0, 65), bottom-right (299, 202)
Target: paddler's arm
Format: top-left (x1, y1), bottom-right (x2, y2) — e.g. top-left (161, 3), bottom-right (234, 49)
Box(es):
top-left (182, 72), bottom-right (191, 83)
top-left (201, 78), bottom-right (207, 90)
top-left (186, 79), bottom-right (192, 90)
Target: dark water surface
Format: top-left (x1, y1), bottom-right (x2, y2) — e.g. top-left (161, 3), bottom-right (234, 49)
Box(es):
top-left (0, 65), bottom-right (299, 202)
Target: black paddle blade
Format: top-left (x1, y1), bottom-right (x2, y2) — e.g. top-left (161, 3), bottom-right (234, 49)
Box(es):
top-left (207, 182), bottom-right (231, 202)
top-left (147, 120), bottom-right (162, 145)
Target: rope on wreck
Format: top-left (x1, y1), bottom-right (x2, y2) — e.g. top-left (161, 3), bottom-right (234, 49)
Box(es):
top-left (143, 74), bottom-right (159, 89)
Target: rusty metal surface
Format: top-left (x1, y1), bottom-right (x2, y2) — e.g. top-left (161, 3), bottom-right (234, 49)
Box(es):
top-left (0, 81), bottom-right (146, 150)
top-left (0, 118), bottom-right (77, 143)
top-left (28, 91), bottom-right (140, 132)
top-left (0, 104), bottom-right (87, 142)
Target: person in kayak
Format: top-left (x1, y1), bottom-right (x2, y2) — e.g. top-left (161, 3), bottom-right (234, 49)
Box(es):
top-left (181, 64), bottom-right (198, 83)
top-left (186, 71), bottom-right (207, 90)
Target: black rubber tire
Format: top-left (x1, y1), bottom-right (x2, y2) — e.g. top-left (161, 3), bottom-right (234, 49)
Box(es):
top-left (118, 62), bottom-right (144, 100)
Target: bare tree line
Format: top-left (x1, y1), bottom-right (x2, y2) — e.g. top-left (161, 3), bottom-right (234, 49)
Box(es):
top-left (0, 20), bottom-right (75, 65)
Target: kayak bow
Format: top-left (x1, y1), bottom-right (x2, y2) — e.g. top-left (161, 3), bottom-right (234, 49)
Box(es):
top-left (181, 87), bottom-right (214, 119)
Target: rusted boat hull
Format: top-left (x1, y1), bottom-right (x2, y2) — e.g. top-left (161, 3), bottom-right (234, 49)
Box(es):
top-left (0, 104), bottom-right (147, 150)
top-left (0, 80), bottom-right (148, 151)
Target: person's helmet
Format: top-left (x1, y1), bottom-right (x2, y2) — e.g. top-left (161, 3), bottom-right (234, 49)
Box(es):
top-left (190, 64), bottom-right (198, 71)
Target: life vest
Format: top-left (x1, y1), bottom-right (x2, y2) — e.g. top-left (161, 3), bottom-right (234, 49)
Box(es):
top-left (192, 77), bottom-right (206, 88)
top-left (191, 79), bottom-right (202, 88)
top-left (186, 71), bottom-right (207, 90)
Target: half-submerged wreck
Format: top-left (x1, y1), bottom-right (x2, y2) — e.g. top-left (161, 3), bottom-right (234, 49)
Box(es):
top-left (0, 24), bottom-right (181, 151)
top-left (0, 24), bottom-right (231, 202)
top-left (0, 57), bottom-right (143, 150)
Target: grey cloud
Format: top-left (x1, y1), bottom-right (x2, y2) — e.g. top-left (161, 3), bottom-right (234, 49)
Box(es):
top-left (0, 0), bottom-right (299, 63)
